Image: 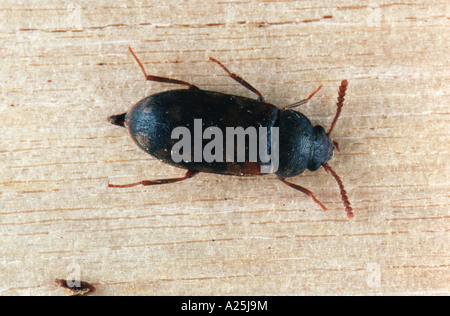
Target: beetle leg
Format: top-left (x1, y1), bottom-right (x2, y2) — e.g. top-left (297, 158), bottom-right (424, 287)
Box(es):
top-left (209, 57), bottom-right (265, 102)
top-left (281, 84), bottom-right (322, 110)
top-left (129, 47), bottom-right (199, 90)
top-left (108, 170), bottom-right (200, 188)
top-left (277, 176), bottom-right (327, 211)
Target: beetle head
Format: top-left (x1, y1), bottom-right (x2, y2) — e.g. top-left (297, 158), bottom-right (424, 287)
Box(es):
top-left (320, 79), bottom-right (354, 219)
top-left (307, 125), bottom-right (334, 171)
top-left (309, 79), bottom-right (349, 171)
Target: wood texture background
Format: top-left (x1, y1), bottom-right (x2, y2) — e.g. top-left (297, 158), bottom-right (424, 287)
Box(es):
top-left (1, 0), bottom-right (448, 296)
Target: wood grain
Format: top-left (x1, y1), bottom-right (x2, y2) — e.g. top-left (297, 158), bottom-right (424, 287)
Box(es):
top-left (1, 0), bottom-right (448, 296)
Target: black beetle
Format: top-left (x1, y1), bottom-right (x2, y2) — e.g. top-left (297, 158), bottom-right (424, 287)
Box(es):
top-left (108, 47), bottom-right (353, 219)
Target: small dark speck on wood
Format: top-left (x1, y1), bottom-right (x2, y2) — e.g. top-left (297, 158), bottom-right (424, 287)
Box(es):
top-left (55, 279), bottom-right (96, 296)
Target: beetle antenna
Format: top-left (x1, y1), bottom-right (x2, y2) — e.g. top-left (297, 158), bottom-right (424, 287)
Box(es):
top-left (327, 80), bottom-right (348, 135)
top-left (322, 163), bottom-right (354, 219)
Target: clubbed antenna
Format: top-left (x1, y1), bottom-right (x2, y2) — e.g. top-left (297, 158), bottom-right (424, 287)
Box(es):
top-left (322, 163), bottom-right (354, 219)
top-left (327, 80), bottom-right (348, 135)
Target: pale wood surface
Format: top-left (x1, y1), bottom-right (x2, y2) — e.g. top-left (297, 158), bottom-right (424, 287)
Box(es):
top-left (1, 0), bottom-right (449, 296)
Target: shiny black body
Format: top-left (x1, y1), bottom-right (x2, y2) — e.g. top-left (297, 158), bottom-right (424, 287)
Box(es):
top-left (117, 89), bottom-right (334, 178)
top-left (108, 48), bottom-right (354, 219)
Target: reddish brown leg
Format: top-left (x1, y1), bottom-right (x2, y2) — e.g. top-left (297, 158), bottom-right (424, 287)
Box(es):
top-left (322, 163), bottom-right (354, 219)
top-left (109, 170), bottom-right (199, 188)
top-left (277, 176), bottom-right (327, 211)
top-left (209, 57), bottom-right (265, 102)
top-left (327, 80), bottom-right (348, 135)
top-left (129, 47), bottom-right (199, 90)
top-left (282, 84), bottom-right (323, 110)
top-left (332, 140), bottom-right (340, 152)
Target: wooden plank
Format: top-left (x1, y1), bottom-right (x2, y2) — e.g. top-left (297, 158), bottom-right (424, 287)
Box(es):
top-left (1, 0), bottom-right (448, 296)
